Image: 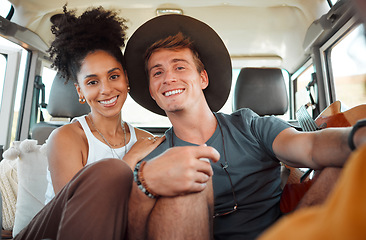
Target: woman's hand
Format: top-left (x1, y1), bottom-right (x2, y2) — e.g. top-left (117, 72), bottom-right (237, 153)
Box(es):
top-left (123, 136), bottom-right (166, 169)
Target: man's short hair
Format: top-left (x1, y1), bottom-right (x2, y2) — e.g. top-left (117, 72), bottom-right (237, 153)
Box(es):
top-left (144, 32), bottom-right (205, 77)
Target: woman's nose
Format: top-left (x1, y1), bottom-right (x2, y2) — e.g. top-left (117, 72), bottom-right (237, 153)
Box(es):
top-left (100, 80), bottom-right (112, 94)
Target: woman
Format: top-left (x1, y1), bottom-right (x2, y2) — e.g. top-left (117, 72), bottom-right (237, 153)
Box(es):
top-left (14, 6), bottom-right (163, 240)
top-left (44, 5), bottom-right (162, 203)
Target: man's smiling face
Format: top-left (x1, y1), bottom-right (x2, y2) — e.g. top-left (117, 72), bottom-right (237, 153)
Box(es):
top-left (148, 48), bottom-right (208, 114)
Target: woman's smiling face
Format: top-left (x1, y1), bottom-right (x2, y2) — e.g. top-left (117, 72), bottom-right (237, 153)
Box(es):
top-left (76, 50), bottom-right (129, 118)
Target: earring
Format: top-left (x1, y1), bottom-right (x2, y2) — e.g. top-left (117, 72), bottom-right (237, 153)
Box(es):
top-left (127, 86), bottom-right (131, 93)
top-left (79, 97), bottom-right (86, 104)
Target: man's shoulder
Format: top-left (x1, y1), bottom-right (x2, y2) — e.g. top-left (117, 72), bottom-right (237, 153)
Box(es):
top-left (216, 108), bottom-right (258, 119)
top-left (143, 128), bottom-right (172, 161)
top-left (215, 108), bottom-right (259, 127)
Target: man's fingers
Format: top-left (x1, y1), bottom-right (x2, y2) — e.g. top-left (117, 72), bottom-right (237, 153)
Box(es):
top-left (199, 158), bottom-right (210, 163)
top-left (195, 160), bottom-right (214, 177)
top-left (190, 182), bottom-right (207, 193)
top-left (195, 172), bottom-right (210, 183)
top-left (195, 145), bottom-right (220, 163)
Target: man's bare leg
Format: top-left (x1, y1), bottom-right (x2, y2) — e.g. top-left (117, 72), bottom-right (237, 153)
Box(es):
top-left (296, 167), bottom-right (341, 209)
top-left (147, 179), bottom-right (214, 240)
top-left (128, 184), bottom-right (157, 240)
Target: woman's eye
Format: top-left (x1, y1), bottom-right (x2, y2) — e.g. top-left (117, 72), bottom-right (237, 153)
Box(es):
top-left (87, 80), bottom-right (97, 85)
top-left (177, 66), bottom-right (185, 70)
top-left (110, 74), bottom-right (120, 80)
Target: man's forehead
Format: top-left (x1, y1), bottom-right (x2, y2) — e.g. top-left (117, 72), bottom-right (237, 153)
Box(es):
top-left (148, 48), bottom-right (194, 65)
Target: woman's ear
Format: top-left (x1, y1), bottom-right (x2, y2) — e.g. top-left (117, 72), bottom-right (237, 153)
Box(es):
top-left (74, 83), bottom-right (83, 98)
top-left (125, 74), bottom-right (130, 93)
top-left (200, 70), bottom-right (209, 90)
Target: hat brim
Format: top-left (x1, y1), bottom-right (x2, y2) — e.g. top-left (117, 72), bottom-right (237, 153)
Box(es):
top-left (125, 14), bottom-right (232, 116)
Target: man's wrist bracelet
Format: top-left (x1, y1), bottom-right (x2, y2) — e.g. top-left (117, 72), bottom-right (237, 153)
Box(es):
top-left (133, 161), bottom-right (159, 199)
top-left (348, 119), bottom-right (366, 151)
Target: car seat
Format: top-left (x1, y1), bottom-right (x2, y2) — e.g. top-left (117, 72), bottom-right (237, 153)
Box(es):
top-left (232, 67), bottom-right (288, 116)
top-left (31, 73), bottom-right (90, 144)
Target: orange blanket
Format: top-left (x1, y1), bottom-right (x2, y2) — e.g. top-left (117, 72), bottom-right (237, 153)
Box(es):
top-left (259, 144), bottom-right (366, 240)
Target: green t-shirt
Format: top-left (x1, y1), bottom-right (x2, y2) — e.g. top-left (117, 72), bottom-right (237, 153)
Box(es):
top-left (143, 108), bottom-right (291, 240)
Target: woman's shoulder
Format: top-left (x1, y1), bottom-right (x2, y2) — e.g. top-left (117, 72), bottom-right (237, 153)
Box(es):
top-left (48, 121), bottom-right (85, 145)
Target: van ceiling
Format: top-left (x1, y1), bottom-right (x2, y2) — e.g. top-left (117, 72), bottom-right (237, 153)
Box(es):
top-left (7, 0), bottom-right (331, 73)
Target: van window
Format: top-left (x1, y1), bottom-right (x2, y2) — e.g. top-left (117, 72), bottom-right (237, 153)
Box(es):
top-left (0, 54), bottom-right (6, 110)
top-left (329, 0), bottom-right (339, 6)
top-left (294, 65), bottom-right (315, 119)
top-left (221, 68), bottom-right (240, 114)
top-left (0, 36), bottom-right (29, 147)
top-left (39, 67), bottom-right (57, 122)
top-left (11, 50), bottom-right (29, 145)
top-left (122, 95), bottom-right (172, 128)
top-left (0, 0), bottom-right (12, 18)
top-left (329, 24), bottom-right (366, 108)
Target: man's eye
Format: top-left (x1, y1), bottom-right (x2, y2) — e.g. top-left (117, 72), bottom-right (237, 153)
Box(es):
top-left (153, 71), bottom-right (162, 77)
top-left (177, 66), bottom-right (185, 70)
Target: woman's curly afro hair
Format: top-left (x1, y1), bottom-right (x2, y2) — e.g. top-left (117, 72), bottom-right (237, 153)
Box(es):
top-left (48, 5), bottom-right (128, 83)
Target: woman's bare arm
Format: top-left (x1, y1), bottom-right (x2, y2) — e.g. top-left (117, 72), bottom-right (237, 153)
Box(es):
top-left (47, 122), bottom-right (87, 194)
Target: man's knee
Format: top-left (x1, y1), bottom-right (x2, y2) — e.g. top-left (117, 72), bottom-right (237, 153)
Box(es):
top-left (152, 178), bottom-right (213, 217)
top-left (295, 167), bottom-right (341, 210)
top-left (148, 183), bottom-right (214, 240)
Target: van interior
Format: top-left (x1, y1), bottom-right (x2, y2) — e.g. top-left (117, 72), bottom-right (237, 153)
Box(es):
top-left (0, 0), bottom-right (365, 237)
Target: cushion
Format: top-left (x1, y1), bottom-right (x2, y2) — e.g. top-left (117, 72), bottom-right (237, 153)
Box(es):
top-left (3, 139), bottom-right (48, 236)
top-left (0, 154), bottom-right (18, 230)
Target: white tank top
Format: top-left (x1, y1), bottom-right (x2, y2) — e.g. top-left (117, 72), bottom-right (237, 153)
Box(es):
top-left (44, 115), bottom-right (137, 204)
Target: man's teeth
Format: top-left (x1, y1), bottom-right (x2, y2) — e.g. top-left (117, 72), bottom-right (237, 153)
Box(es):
top-left (164, 89), bottom-right (183, 97)
top-left (100, 96), bottom-right (117, 104)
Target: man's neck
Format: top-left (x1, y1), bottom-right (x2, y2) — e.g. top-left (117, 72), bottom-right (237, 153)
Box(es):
top-left (167, 105), bottom-right (217, 145)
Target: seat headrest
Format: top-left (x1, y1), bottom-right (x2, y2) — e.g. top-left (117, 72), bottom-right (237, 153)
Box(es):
top-left (47, 73), bottom-right (90, 118)
top-left (233, 68), bottom-right (288, 116)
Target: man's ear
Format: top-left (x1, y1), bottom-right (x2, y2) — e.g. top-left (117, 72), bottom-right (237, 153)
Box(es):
top-left (149, 86), bottom-right (156, 100)
top-left (200, 70), bottom-right (209, 90)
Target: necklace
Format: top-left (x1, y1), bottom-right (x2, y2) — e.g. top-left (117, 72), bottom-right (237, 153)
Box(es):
top-left (88, 115), bottom-right (127, 159)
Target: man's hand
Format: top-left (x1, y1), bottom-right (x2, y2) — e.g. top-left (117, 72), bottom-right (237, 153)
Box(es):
top-left (143, 145), bottom-right (220, 197)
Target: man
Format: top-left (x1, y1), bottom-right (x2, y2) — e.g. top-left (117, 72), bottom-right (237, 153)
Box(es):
top-left (124, 13), bottom-right (366, 240)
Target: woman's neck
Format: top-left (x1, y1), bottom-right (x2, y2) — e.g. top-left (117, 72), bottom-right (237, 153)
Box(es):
top-left (88, 112), bottom-right (123, 136)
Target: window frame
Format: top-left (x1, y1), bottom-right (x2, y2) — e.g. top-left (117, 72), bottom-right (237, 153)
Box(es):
top-left (319, 17), bottom-right (361, 105)
top-left (0, 47), bottom-right (21, 149)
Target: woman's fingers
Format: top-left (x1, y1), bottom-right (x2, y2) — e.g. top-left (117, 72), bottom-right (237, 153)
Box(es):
top-left (123, 135), bottom-right (166, 169)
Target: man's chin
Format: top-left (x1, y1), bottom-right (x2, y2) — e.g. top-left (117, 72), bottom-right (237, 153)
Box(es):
top-left (164, 107), bottom-right (184, 114)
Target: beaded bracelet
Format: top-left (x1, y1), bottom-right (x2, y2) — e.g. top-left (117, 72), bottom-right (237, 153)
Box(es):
top-left (133, 161), bottom-right (159, 199)
top-left (348, 119), bottom-right (366, 151)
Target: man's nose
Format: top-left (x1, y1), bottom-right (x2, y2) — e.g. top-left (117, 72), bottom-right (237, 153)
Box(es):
top-left (163, 70), bottom-right (177, 84)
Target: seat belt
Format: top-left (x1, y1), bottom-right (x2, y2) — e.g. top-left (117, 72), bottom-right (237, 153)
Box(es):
top-left (306, 73), bottom-right (320, 117)
top-left (34, 75), bottom-right (47, 122)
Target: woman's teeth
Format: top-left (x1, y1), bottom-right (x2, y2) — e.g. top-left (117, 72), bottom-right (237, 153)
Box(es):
top-left (100, 96), bottom-right (117, 104)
